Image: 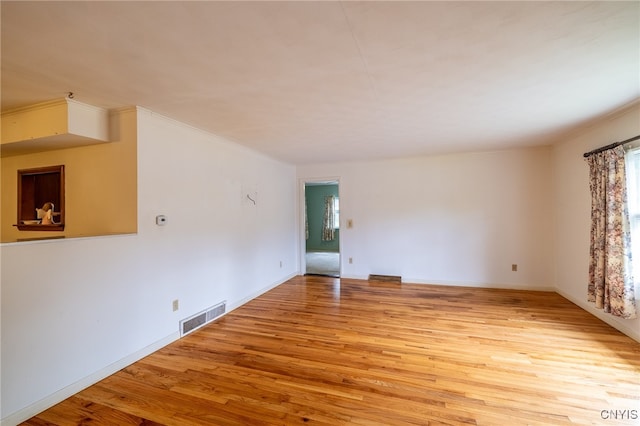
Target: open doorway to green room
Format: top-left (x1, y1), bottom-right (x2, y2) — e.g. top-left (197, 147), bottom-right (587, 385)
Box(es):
top-left (302, 179), bottom-right (340, 277)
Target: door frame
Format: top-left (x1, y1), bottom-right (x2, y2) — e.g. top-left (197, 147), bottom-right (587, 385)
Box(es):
top-left (299, 177), bottom-right (341, 276)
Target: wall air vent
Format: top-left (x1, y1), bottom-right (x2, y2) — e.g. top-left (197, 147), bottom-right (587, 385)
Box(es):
top-left (368, 274), bottom-right (402, 283)
top-left (179, 301), bottom-right (226, 337)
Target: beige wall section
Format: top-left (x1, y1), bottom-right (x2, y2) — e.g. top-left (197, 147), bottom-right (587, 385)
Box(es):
top-left (1, 107), bottom-right (137, 242)
top-left (552, 102), bottom-right (640, 342)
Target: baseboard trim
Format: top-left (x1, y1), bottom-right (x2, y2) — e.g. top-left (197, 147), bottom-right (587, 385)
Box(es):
top-left (1, 332), bottom-right (179, 426)
top-left (554, 288), bottom-right (640, 343)
top-left (1, 273), bottom-right (297, 426)
top-left (340, 275), bottom-right (555, 292)
top-left (227, 272), bottom-right (297, 313)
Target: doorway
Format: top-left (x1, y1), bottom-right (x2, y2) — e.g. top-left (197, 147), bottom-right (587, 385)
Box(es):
top-left (303, 181), bottom-right (340, 277)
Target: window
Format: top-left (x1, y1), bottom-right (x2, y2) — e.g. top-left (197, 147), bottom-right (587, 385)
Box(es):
top-left (626, 148), bottom-right (640, 296)
top-left (334, 197), bottom-right (340, 230)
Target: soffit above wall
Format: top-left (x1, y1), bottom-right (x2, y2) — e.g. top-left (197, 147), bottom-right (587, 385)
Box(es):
top-left (1, 98), bottom-right (110, 156)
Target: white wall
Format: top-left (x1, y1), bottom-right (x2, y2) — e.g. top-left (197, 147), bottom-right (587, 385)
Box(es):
top-left (3, 101), bottom-right (636, 424)
top-left (0, 108), bottom-right (298, 424)
top-left (552, 103), bottom-right (640, 342)
top-left (298, 147), bottom-right (554, 289)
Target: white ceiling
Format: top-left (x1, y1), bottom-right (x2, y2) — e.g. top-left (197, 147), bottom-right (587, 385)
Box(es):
top-left (2, 1), bottom-right (638, 165)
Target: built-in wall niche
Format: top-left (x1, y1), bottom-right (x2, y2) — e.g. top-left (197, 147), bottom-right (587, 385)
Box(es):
top-left (15, 165), bottom-right (65, 231)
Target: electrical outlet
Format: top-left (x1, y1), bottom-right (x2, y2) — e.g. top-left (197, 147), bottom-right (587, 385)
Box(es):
top-left (349, 257), bottom-right (353, 264)
top-left (172, 299), bottom-right (179, 311)
top-left (512, 264), bottom-right (518, 272)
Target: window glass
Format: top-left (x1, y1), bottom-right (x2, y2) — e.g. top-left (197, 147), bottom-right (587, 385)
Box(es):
top-left (626, 148), bottom-right (640, 296)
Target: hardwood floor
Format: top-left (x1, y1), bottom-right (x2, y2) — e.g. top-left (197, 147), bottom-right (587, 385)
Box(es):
top-left (23, 276), bottom-right (640, 425)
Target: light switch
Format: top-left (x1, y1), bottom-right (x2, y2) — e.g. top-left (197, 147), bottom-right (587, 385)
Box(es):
top-left (156, 215), bottom-right (167, 226)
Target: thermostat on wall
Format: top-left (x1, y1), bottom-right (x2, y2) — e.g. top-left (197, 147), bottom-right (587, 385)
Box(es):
top-left (156, 215), bottom-right (167, 226)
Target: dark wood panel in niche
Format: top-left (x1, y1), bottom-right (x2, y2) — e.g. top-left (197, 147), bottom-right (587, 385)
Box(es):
top-left (16, 165), bottom-right (65, 231)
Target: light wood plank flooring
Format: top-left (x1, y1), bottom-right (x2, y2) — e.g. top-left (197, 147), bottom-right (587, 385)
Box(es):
top-left (23, 276), bottom-right (640, 425)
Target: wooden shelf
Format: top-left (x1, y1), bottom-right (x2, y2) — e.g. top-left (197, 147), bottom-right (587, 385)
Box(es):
top-left (14, 223), bottom-right (65, 231)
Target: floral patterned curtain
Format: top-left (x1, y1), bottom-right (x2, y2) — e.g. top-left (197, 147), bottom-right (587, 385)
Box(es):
top-left (587, 146), bottom-right (637, 319)
top-left (322, 195), bottom-right (335, 242)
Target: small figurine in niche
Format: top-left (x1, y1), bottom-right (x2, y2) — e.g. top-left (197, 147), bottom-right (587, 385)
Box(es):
top-left (36, 202), bottom-right (55, 225)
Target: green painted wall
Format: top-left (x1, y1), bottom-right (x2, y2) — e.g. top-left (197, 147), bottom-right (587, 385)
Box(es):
top-left (305, 184), bottom-right (339, 252)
